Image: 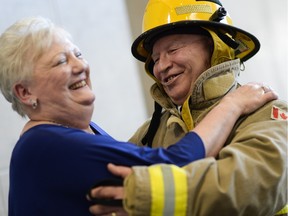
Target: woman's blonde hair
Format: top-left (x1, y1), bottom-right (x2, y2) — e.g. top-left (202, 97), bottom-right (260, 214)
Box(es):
top-left (0, 16), bottom-right (71, 117)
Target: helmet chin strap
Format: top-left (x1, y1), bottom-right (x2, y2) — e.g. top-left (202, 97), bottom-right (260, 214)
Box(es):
top-left (215, 30), bottom-right (239, 49)
top-left (141, 101), bottom-right (162, 147)
top-left (141, 94), bottom-right (195, 147)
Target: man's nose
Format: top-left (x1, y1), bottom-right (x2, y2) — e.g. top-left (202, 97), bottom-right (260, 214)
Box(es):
top-left (156, 54), bottom-right (172, 74)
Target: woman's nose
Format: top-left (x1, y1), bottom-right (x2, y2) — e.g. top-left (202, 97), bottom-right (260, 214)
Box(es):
top-left (72, 57), bottom-right (88, 74)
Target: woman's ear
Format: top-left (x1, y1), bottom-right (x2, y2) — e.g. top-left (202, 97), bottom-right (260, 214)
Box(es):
top-left (13, 82), bottom-right (35, 106)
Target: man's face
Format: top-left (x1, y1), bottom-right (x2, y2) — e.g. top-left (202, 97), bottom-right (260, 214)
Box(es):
top-left (152, 34), bottom-right (212, 105)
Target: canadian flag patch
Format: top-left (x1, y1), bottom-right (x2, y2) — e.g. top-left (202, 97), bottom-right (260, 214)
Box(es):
top-left (271, 106), bottom-right (288, 121)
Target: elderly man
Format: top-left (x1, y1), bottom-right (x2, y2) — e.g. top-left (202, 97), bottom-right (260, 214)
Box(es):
top-left (89, 0), bottom-right (288, 215)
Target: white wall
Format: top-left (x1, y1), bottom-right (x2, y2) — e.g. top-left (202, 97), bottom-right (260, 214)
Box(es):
top-left (0, 0), bottom-right (287, 215)
top-left (222, 0), bottom-right (288, 100)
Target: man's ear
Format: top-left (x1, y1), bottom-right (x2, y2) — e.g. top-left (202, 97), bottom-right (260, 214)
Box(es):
top-left (13, 83), bottom-right (34, 106)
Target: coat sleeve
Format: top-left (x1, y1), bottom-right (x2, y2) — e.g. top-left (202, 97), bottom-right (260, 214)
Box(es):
top-left (123, 100), bottom-right (288, 216)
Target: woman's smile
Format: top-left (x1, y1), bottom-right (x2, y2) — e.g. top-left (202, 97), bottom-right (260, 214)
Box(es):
top-left (69, 80), bottom-right (87, 90)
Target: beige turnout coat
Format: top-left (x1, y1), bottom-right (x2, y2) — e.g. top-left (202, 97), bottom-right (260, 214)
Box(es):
top-left (125, 59), bottom-right (288, 216)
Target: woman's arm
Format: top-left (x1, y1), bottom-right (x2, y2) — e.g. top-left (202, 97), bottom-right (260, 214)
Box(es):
top-left (88, 83), bottom-right (278, 215)
top-left (194, 82), bottom-right (277, 157)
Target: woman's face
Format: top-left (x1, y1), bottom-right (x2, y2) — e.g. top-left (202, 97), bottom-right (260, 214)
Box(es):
top-left (152, 34), bottom-right (212, 105)
top-left (28, 34), bottom-right (95, 124)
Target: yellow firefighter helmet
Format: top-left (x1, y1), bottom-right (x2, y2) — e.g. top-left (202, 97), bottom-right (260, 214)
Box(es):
top-left (131, 0), bottom-right (260, 78)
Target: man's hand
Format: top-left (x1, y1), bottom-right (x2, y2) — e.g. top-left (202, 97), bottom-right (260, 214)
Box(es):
top-left (106, 163), bottom-right (132, 178)
top-left (88, 163), bottom-right (132, 216)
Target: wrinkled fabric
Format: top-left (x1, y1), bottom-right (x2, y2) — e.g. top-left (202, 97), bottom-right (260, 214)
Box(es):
top-left (126, 59), bottom-right (288, 215)
top-left (9, 124), bottom-right (204, 216)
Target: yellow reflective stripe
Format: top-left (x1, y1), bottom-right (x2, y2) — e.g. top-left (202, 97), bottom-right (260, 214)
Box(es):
top-left (148, 165), bottom-right (188, 216)
top-left (171, 165), bottom-right (188, 216)
top-left (275, 204), bottom-right (288, 215)
top-left (148, 165), bottom-right (164, 216)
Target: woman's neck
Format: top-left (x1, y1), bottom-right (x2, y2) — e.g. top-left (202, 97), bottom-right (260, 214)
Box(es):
top-left (21, 119), bottom-right (94, 136)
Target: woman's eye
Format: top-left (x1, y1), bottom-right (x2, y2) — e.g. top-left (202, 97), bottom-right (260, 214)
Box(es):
top-left (54, 58), bottom-right (67, 66)
top-left (75, 51), bottom-right (83, 58)
top-left (58, 58), bottom-right (67, 65)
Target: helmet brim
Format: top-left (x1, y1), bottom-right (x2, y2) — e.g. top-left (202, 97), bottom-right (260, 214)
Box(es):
top-left (132, 20), bottom-right (260, 63)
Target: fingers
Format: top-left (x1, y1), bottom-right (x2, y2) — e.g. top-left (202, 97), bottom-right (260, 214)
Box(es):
top-left (253, 83), bottom-right (278, 104)
top-left (261, 84), bottom-right (278, 97)
top-left (261, 85), bottom-right (278, 101)
top-left (89, 205), bottom-right (127, 216)
top-left (243, 82), bottom-right (278, 98)
top-left (107, 163), bottom-right (132, 178)
top-left (87, 185), bottom-right (126, 215)
top-left (89, 186), bottom-right (124, 200)
top-left (223, 82), bottom-right (278, 116)
top-left (86, 163), bottom-right (141, 216)
top-left (252, 82), bottom-right (276, 94)
top-left (260, 84), bottom-right (270, 94)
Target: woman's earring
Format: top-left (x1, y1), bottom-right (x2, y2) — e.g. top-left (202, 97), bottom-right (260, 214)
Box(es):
top-left (30, 99), bottom-right (38, 109)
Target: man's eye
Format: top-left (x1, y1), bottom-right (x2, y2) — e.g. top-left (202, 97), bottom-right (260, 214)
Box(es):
top-left (168, 48), bottom-right (177, 54)
top-left (153, 58), bottom-right (159, 63)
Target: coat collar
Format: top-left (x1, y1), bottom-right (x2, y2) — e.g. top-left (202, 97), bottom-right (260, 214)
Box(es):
top-left (150, 59), bottom-right (241, 111)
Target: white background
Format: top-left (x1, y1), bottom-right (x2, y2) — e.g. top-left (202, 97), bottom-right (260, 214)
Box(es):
top-left (0, 0), bottom-right (287, 215)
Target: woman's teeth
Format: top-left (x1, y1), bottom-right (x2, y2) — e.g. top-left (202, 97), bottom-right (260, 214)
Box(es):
top-left (70, 80), bottom-right (87, 90)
